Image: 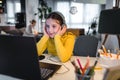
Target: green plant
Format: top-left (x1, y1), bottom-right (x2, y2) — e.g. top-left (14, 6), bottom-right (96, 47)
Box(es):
top-left (34, 0), bottom-right (52, 20)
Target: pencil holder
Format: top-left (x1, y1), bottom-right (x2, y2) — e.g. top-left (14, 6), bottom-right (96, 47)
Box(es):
top-left (76, 73), bottom-right (94, 80)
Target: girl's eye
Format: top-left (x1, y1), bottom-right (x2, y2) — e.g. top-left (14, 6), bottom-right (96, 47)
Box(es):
top-left (53, 25), bottom-right (56, 28)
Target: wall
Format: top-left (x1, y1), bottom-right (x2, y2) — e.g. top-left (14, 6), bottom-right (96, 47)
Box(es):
top-left (25, 0), bottom-right (40, 32)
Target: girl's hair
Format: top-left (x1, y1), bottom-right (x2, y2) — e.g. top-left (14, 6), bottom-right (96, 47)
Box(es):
top-left (46, 11), bottom-right (66, 26)
top-left (30, 19), bottom-right (36, 24)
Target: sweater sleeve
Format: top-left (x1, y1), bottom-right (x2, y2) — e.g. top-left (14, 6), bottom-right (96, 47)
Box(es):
top-left (54, 34), bottom-right (75, 62)
top-left (36, 35), bottom-right (49, 56)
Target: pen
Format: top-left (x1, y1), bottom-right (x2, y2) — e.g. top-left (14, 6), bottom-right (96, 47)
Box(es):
top-left (85, 60), bottom-right (98, 75)
top-left (117, 53), bottom-right (120, 59)
top-left (83, 56), bottom-right (90, 74)
top-left (77, 58), bottom-right (84, 74)
top-left (93, 60), bottom-right (98, 68)
top-left (71, 61), bottom-right (81, 74)
top-left (116, 49), bottom-right (120, 59)
top-left (102, 45), bottom-right (108, 56)
top-left (108, 50), bottom-right (112, 57)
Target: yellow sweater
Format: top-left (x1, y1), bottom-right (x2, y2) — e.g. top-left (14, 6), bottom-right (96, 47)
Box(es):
top-left (37, 32), bottom-right (76, 62)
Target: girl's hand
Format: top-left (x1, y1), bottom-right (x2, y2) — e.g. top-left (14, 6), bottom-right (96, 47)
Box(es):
top-left (43, 26), bottom-right (49, 37)
top-left (33, 30), bottom-right (38, 36)
top-left (56, 25), bottom-right (67, 36)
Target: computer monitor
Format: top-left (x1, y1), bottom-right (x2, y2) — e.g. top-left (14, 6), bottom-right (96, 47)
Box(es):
top-left (98, 8), bottom-right (120, 34)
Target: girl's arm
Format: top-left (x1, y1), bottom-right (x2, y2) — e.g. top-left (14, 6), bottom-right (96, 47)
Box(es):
top-left (37, 26), bottom-right (49, 56)
top-left (36, 35), bottom-right (49, 56)
top-left (54, 33), bottom-right (75, 62)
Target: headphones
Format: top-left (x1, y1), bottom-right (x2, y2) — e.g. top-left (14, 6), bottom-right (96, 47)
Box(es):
top-left (55, 11), bottom-right (66, 27)
top-left (47, 11), bottom-right (66, 27)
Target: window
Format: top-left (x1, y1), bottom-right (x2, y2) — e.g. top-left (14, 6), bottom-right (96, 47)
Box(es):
top-left (49, 0), bottom-right (103, 33)
top-left (6, 0), bottom-right (21, 23)
top-left (70, 3), bottom-right (84, 23)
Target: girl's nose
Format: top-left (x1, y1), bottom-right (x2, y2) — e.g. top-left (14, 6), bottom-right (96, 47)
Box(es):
top-left (49, 27), bottom-right (53, 33)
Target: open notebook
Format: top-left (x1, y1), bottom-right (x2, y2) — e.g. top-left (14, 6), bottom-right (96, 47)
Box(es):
top-left (0, 34), bottom-right (61, 80)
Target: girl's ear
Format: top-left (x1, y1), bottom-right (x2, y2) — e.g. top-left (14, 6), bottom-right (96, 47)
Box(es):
top-left (61, 24), bottom-right (66, 30)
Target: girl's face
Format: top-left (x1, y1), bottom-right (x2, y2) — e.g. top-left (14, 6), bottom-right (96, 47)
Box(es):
top-left (45, 18), bottom-right (61, 38)
top-left (32, 22), bottom-right (36, 27)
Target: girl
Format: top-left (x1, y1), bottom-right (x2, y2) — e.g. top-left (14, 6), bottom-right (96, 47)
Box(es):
top-left (37, 12), bottom-right (76, 62)
top-left (25, 19), bottom-right (38, 36)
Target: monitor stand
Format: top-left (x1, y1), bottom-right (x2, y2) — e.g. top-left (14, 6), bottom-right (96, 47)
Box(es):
top-left (102, 34), bottom-right (120, 49)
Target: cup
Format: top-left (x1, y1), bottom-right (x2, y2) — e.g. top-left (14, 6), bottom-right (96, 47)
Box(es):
top-left (76, 73), bottom-right (94, 80)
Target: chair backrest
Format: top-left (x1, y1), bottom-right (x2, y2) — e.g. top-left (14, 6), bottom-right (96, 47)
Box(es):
top-left (66, 28), bottom-right (85, 37)
top-left (73, 35), bottom-right (99, 57)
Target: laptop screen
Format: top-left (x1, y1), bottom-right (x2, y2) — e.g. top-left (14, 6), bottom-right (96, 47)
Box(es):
top-left (0, 35), bottom-right (41, 79)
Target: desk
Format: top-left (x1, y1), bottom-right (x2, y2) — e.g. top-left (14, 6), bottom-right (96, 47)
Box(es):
top-left (40, 54), bottom-right (104, 80)
top-left (0, 55), bottom-right (104, 80)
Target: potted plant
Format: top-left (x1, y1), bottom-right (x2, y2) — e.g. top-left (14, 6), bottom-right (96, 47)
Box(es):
top-left (34, 0), bottom-right (52, 22)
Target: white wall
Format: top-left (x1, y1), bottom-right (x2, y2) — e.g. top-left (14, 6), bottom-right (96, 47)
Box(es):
top-left (25, 0), bottom-right (41, 32)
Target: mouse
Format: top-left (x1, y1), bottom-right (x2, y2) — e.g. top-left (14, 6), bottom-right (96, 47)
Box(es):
top-left (39, 55), bottom-right (45, 60)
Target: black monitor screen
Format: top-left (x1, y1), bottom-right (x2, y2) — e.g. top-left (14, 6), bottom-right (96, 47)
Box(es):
top-left (98, 8), bottom-right (120, 34)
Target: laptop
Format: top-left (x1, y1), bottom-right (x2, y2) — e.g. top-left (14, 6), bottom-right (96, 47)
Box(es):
top-left (0, 34), bottom-right (61, 80)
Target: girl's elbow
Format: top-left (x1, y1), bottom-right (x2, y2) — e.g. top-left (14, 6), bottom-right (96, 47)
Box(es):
top-left (60, 58), bottom-right (68, 63)
top-left (60, 56), bottom-right (71, 63)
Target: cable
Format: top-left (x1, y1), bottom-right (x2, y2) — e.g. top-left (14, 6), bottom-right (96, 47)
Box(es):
top-left (47, 55), bottom-right (70, 74)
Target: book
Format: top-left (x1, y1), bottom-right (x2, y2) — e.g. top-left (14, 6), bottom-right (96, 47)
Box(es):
top-left (103, 65), bottom-right (120, 80)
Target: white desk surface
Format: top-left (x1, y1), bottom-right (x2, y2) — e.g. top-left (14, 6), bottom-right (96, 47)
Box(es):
top-left (40, 54), bottom-right (104, 80)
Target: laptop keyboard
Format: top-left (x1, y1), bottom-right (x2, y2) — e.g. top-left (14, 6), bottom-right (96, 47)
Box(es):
top-left (40, 67), bottom-right (54, 80)
top-left (39, 62), bottom-right (62, 80)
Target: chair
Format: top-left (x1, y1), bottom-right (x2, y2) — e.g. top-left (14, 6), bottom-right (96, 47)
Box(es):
top-left (66, 28), bottom-right (85, 37)
top-left (73, 35), bottom-right (99, 57)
